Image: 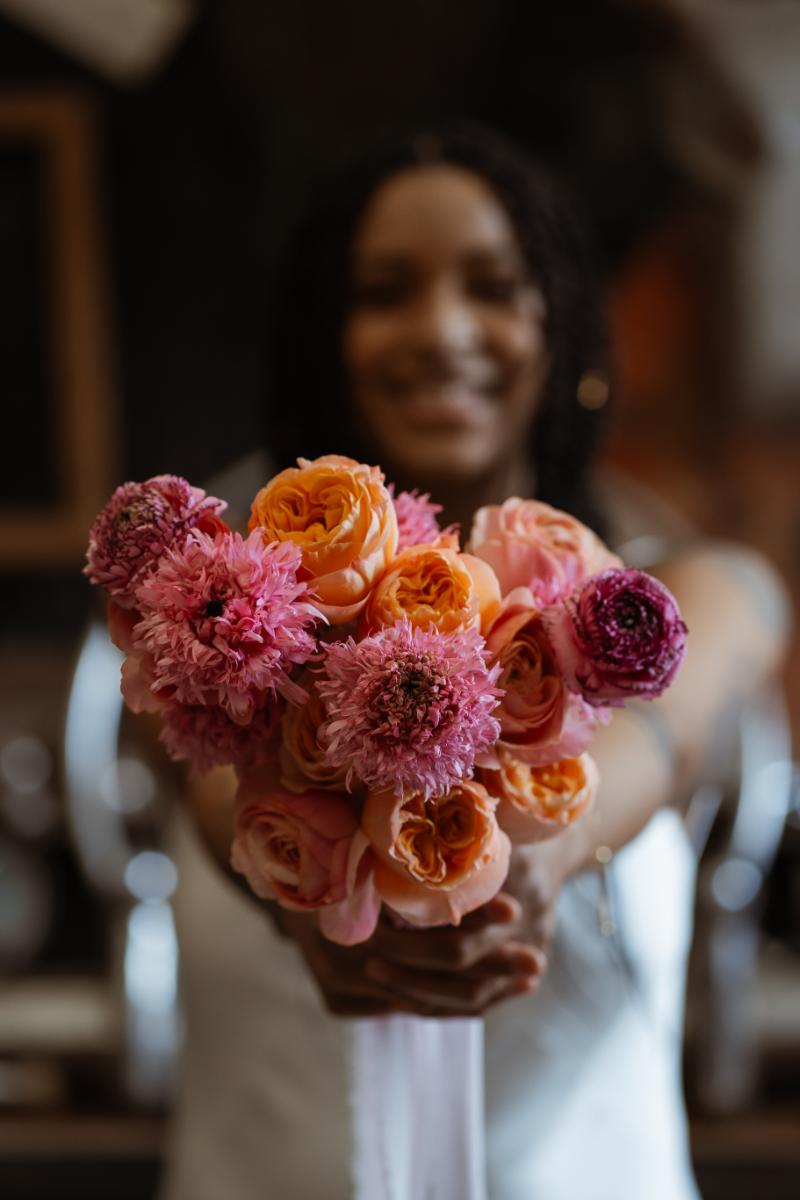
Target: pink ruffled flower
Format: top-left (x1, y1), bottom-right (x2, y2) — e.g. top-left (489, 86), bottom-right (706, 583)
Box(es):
top-left (389, 486), bottom-right (457, 552)
top-left (85, 475), bottom-right (227, 608)
top-left (132, 529), bottom-right (319, 722)
top-left (316, 620), bottom-right (502, 799)
top-left (159, 700), bottom-right (284, 775)
top-left (543, 568), bottom-right (688, 707)
top-left (469, 497), bottom-right (620, 604)
top-left (231, 768), bottom-right (380, 944)
top-left (362, 780), bottom-right (510, 927)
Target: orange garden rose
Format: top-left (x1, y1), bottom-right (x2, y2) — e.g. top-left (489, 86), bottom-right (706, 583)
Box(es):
top-left (362, 779), bottom-right (510, 926)
top-left (279, 680), bottom-right (351, 793)
top-left (249, 455), bottom-right (398, 623)
top-left (362, 543), bottom-right (500, 635)
top-left (479, 751), bottom-right (598, 844)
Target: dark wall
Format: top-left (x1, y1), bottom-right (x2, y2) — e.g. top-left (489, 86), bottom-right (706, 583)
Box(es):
top-left (0, 0), bottom-right (756, 631)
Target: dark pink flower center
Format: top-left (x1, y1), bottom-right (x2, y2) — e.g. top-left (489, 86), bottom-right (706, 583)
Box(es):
top-left (580, 575), bottom-right (676, 669)
top-left (116, 494), bottom-right (165, 527)
top-left (367, 651), bottom-right (457, 742)
top-left (104, 492), bottom-right (174, 559)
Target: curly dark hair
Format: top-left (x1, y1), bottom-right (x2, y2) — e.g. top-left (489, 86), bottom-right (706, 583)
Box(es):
top-left (266, 120), bottom-right (611, 531)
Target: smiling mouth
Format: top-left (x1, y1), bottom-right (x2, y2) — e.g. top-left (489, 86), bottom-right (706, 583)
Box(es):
top-left (386, 383), bottom-right (496, 429)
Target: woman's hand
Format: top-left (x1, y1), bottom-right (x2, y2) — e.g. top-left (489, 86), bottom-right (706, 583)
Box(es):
top-left (278, 834), bottom-right (582, 1019)
top-left (280, 893), bottom-right (546, 1019)
top-left (502, 833), bottom-right (581, 958)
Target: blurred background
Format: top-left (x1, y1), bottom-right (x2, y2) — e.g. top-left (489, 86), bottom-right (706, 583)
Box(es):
top-left (0, 1), bottom-right (798, 1197)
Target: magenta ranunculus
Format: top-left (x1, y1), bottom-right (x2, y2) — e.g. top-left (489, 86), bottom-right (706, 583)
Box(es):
top-left (85, 475), bottom-right (227, 608)
top-left (543, 568), bottom-right (688, 707)
top-left (316, 619), bottom-right (502, 799)
top-left (132, 529), bottom-right (320, 721)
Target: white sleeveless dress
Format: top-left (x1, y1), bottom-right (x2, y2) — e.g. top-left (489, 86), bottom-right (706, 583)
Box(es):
top-left (160, 456), bottom-right (701, 1199)
top-left (160, 807), bottom-right (700, 1200)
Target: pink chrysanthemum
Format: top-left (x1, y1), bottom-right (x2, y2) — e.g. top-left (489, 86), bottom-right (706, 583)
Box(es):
top-left (133, 529), bottom-right (320, 722)
top-left (316, 620), bottom-right (502, 798)
top-left (159, 700), bottom-right (284, 775)
top-left (85, 475), bottom-right (227, 608)
top-left (389, 486), bottom-right (457, 552)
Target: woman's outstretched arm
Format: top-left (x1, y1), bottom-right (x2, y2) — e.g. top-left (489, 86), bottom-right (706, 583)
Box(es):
top-left (508, 542), bottom-right (791, 946)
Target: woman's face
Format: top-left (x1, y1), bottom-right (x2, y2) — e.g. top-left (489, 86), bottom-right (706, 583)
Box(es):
top-left (343, 164), bottom-right (549, 484)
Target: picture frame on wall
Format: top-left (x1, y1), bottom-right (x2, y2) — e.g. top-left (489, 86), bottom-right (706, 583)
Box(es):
top-left (0, 90), bottom-right (116, 567)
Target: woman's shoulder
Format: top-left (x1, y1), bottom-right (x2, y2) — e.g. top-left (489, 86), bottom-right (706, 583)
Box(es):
top-left (654, 540), bottom-right (792, 690)
top-left (594, 464), bottom-right (791, 657)
top-left (659, 539), bottom-right (788, 615)
top-left (664, 538), bottom-right (790, 632)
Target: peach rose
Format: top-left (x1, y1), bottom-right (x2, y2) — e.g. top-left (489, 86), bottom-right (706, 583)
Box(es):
top-left (249, 455), bottom-right (398, 624)
top-left (362, 544), bottom-right (500, 635)
top-left (279, 680), bottom-right (351, 794)
top-left (231, 768), bottom-right (359, 911)
top-left (480, 751), bottom-right (598, 844)
top-left (106, 598), bottom-right (138, 653)
top-left (469, 498), bottom-right (620, 603)
top-left (107, 599), bottom-right (165, 715)
top-left (119, 647), bottom-right (166, 715)
top-left (362, 780), bottom-right (510, 926)
top-left (318, 829), bottom-right (382, 946)
top-left (484, 587), bottom-right (569, 764)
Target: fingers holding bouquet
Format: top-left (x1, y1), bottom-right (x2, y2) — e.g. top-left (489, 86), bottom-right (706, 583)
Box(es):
top-left (282, 893), bottom-right (544, 1019)
top-left (366, 893), bottom-right (546, 1017)
top-left (85, 457), bottom-right (687, 1017)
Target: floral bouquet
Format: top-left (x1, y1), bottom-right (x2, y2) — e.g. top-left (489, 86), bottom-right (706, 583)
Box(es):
top-left (84, 455), bottom-right (687, 946)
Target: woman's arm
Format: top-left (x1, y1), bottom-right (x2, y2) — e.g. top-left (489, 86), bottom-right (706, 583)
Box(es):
top-left (511, 542), bottom-right (791, 924)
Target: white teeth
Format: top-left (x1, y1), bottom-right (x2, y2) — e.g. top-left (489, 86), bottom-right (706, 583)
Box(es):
top-left (392, 382), bottom-right (495, 399)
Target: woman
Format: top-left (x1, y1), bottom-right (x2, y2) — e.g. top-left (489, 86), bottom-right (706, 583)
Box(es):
top-left (162, 123), bottom-right (787, 1200)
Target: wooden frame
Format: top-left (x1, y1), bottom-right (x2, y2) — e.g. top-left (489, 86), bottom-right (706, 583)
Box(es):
top-left (0, 90), bottom-right (117, 566)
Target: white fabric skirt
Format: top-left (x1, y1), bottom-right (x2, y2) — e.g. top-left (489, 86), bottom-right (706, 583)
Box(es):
top-left (160, 809), bottom-right (700, 1200)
